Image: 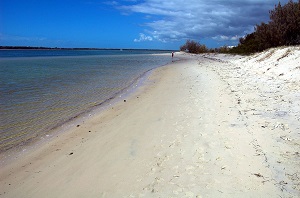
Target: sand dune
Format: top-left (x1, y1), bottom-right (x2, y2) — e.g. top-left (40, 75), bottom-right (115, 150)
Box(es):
top-left (202, 46), bottom-right (300, 196)
top-left (0, 47), bottom-right (299, 197)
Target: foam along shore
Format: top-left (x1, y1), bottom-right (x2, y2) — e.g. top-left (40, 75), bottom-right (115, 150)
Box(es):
top-left (0, 47), bottom-right (299, 197)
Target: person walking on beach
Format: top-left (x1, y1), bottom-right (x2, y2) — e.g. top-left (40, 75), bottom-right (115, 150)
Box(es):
top-left (172, 52), bottom-right (174, 58)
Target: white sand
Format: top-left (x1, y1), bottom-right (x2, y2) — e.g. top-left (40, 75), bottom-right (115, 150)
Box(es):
top-left (1, 47), bottom-right (299, 197)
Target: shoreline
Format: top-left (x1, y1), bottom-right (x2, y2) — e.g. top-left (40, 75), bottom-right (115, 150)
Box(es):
top-left (1, 50), bottom-right (299, 197)
top-left (0, 54), bottom-right (177, 164)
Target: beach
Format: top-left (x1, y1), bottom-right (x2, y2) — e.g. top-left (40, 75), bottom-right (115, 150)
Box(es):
top-left (1, 48), bottom-right (299, 197)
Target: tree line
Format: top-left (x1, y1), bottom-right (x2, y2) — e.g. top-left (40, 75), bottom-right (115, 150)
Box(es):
top-left (180, 0), bottom-right (300, 54)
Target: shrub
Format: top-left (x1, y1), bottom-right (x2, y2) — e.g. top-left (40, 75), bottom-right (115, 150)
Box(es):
top-left (180, 40), bottom-right (208, 54)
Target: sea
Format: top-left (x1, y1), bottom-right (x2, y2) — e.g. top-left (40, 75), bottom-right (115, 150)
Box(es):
top-left (0, 49), bottom-right (174, 153)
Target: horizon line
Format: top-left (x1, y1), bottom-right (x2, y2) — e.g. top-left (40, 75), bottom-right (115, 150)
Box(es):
top-left (0, 46), bottom-right (177, 51)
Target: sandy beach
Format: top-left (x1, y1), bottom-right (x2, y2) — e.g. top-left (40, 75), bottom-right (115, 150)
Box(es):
top-left (1, 48), bottom-right (299, 197)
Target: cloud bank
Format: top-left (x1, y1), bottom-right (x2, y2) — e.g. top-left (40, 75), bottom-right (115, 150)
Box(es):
top-left (134, 33), bottom-right (153, 42)
top-left (116, 0), bottom-right (289, 44)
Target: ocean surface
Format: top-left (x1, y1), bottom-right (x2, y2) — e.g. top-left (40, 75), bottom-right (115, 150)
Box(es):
top-left (0, 49), bottom-right (173, 152)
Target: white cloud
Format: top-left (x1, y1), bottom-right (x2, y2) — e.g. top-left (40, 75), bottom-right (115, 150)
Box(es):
top-left (212, 35), bottom-right (240, 41)
top-left (116, 0), bottom-right (289, 44)
top-left (134, 33), bottom-right (153, 42)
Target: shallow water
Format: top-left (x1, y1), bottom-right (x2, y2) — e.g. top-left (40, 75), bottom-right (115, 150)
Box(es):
top-left (0, 50), bottom-right (173, 152)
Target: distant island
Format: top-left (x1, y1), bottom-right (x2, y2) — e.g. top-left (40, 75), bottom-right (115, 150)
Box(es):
top-left (0, 46), bottom-right (173, 52)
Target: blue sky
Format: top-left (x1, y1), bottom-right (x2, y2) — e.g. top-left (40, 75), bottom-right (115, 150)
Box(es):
top-left (0, 0), bottom-right (289, 50)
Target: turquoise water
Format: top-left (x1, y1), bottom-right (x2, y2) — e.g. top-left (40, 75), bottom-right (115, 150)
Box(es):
top-left (0, 50), bottom-right (173, 152)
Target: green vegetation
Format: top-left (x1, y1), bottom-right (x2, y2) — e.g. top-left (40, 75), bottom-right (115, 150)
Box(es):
top-left (180, 40), bottom-right (208, 54)
top-left (231, 0), bottom-right (300, 54)
top-left (181, 0), bottom-right (300, 55)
